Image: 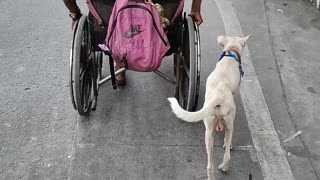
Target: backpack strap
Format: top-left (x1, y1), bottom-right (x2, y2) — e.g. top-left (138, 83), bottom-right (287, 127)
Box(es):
top-left (86, 0), bottom-right (105, 27)
top-left (108, 56), bottom-right (117, 90)
top-left (98, 44), bottom-right (117, 89)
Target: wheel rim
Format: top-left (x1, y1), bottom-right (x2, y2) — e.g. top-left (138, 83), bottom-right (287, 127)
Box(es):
top-left (69, 24), bottom-right (77, 110)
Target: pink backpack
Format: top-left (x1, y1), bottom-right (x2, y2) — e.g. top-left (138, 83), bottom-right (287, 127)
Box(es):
top-left (104, 0), bottom-right (170, 72)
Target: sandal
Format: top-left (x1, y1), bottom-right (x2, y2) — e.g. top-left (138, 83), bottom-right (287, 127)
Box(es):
top-left (116, 77), bottom-right (126, 85)
top-left (115, 69), bottom-right (126, 85)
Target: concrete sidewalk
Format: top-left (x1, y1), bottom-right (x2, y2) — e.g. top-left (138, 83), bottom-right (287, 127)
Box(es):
top-left (230, 0), bottom-right (320, 179)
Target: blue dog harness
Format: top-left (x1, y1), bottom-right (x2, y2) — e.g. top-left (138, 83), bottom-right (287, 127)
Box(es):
top-left (218, 50), bottom-right (244, 78)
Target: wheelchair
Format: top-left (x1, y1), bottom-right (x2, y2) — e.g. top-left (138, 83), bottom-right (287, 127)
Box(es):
top-left (69, 0), bottom-right (201, 116)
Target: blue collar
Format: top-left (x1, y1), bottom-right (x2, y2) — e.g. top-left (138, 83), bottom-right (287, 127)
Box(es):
top-left (218, 50), bottom-right (244, 77)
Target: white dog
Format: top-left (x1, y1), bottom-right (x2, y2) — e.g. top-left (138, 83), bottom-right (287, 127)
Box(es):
top-left (168, 35), bottom-right (251, 180)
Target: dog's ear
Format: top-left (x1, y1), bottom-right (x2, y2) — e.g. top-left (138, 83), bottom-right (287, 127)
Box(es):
top-left (240, 34), bottom-right (252, 47)
top-left (216, 35), bottom-right (226, 47)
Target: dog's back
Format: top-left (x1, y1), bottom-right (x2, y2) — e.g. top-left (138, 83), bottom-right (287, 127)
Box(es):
top-left (206, 56), bottom-right (241, 96)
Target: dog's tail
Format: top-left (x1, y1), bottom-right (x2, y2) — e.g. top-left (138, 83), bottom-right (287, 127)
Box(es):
top-left (167, 97), bottom-right (219, 122)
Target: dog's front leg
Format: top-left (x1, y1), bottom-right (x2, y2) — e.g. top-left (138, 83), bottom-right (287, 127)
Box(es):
top-left (204, 118), bottom-right (216, 180)
top-left (218, 113), bottom-right (235, 172)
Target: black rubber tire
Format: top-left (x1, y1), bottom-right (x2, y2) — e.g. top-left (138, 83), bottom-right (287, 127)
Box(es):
top-left (71, 15), bottom-right (93, 116)
top-left (174, 53), bottom-right (181, 99)
top-left (178, 16), bottom-right (200, 111)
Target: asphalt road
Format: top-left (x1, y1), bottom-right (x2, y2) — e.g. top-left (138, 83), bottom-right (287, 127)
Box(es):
top-left (1, 0), bottom-right (319, 179)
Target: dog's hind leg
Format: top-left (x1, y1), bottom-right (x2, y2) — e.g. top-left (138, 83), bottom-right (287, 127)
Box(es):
top-left (204, 118), bottom-right (217, 180)
top-left (218, 112), bottom-right (235, 172)
top-left (223, 136), bottom-right (233, 150)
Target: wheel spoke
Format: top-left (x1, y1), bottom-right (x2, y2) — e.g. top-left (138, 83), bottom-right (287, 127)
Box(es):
top-left (81, 71), bottom-right (91, 110)
top-left (79, 63), bottom-right (89, 80)
top-left (182, 61), bottom-right (190, 78)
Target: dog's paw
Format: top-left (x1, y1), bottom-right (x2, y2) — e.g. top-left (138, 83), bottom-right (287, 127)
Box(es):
top-left (207, 167), bottom-right (214, 180)
top-left (218, 163), bottom-right (229, 173)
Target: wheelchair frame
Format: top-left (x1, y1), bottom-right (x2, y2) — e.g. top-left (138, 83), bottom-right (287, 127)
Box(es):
top-left (69, 13), bottom-right (201, 116)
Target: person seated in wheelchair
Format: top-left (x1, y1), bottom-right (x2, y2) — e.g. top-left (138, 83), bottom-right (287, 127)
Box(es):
top-left (63, 0), bottom-right (203, 84)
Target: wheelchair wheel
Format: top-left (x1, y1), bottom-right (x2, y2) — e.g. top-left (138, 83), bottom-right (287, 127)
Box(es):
top-left (176, 16), bottom-right (201, 111)
top-left (71, 15), bottom-right (93, 116)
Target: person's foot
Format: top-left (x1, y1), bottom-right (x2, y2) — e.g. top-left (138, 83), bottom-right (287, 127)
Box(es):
top-left (115, 67), bottom-right (126, 85)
